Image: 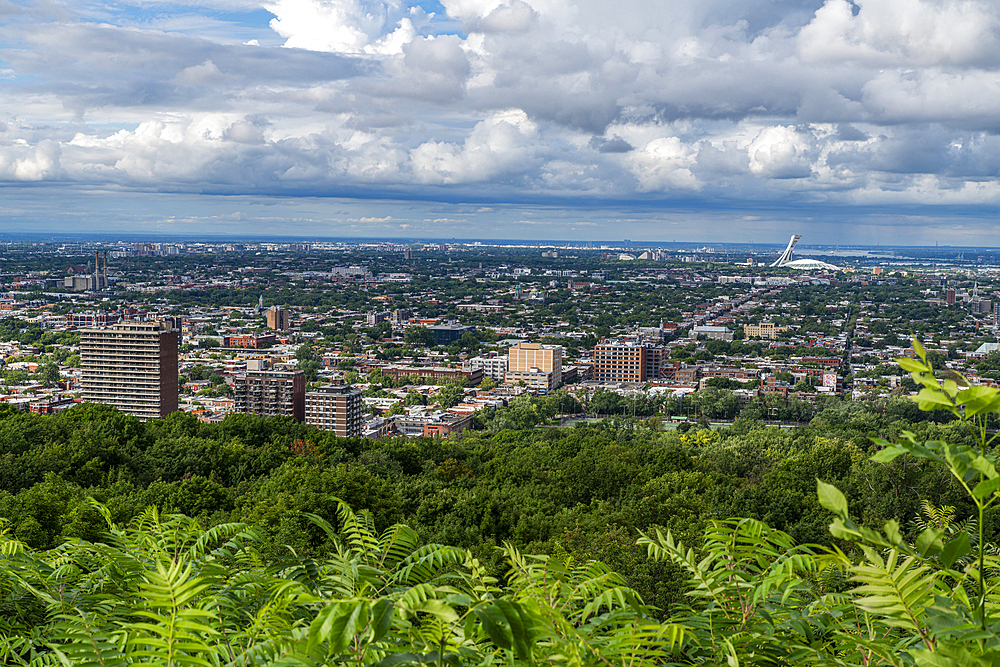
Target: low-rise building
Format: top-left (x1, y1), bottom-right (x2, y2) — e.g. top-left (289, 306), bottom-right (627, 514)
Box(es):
top-left (691, 325), bottom-right (734, 341)
top-left (223, 334), bottom-right (276, 349)
top-left (744, 322), bottom-right (789, 339)
top-left (380, 365), bottom-right (483, 384)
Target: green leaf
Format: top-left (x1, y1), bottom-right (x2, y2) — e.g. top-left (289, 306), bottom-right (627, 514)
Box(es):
top-left (883, 520), bottom-right (903, 547)
top-left (474, 600), bottom-right (534, 661)
top-left (474, 603), bottom-right (513, 650)
top-left (939, 532), bottom-right (971, 569)
top-left (956, 385), bottom-right (1000, 418)
top-left (973, 476), bottom-right (1000, 500)
top-left (896, 357), bottom-right (930, 374)
top-left (309, 601), bottom-right (369, 655)
top-left (371, 599), bottom-right (394, 642)
top-left (817, 480), bottom-right (848, 517)
top-left (915, 527), bottom-right (945, 557)
top-left (871, 446), bottom-right (906, 463)
top-left (912, 338), bottom-right (926, 362)
top-left (915, 388), bottom-right (957, 412)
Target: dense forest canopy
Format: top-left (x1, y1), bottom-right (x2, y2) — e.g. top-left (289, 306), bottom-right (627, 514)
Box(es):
top-left (0, 389), bottom-right (983, 611)
top-left (4, 348), bottom-right (1000, 664)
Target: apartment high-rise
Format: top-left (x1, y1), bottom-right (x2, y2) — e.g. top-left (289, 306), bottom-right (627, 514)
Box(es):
top-left (505, 342), bottom-right (563, 392)
top-left (80, 321), bottom-right (179, 420)
top-left (305, 385), bottom-right (364, 437)
top-left (266, 306), bottom-right (291, 330)
top-left (234, 368), bottom-right (305, 421)
top-left (592, 342), bottom-right (647, 383)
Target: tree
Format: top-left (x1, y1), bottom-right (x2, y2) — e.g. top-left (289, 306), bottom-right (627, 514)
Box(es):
top-left (404, 390), bottom-right (425, 406)
top-left (38, 362), bottom-right (61, 388)
top-left (299, 359), bottom-right (321, 382)
top-left (404, 326), bottom-right (436, 347)
top-left (773, 370), bottom-right (794, 384)
top-left (296, 344), bottom-right (318, 363)
top-left (436, 383), bottom-right (465, 409)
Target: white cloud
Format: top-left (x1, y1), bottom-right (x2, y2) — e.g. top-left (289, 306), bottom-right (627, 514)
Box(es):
top-left (264, 0), bottom-right (407, 53)
top-left (629, 137), bottom-right (700, 191)
top-left (0, 0), bottom-right (999, 223)
top-left (747, 125), bottom-right (815, 179)
top-left (799, 0), bottom-right (1000, 67)
top-left (0, 139), bottom-right (61, 181)
top-left (175, 59), bottom-right (225, 86)
top-left (410, 109), bottom-right (537, 183)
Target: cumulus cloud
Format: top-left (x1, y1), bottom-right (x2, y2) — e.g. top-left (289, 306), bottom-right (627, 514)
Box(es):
top-left (410, 109), bottom-right (538, 184)
top-left (799, 0), bottom-right (1000, 67)
top-left (0, 139), bottom-right (61, 181)
top-left (0, 0), bottom-right (999, 223)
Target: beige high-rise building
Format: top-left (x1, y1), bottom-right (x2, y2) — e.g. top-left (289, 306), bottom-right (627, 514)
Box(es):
top-left (80, 321), bottom-right (179, 420)
top-left (266, 306), bottom-right (290, 330)
top-left (505, 342), bottom-right (563, 392)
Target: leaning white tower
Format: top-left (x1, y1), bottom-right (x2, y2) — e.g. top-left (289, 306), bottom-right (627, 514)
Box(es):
top-left (770, 235), bottom-right (801, 267)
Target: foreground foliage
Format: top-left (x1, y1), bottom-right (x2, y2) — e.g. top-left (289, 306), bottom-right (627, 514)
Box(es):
top-left (5, 344), bottom-right (1000, 664)
top-left (0, 389), bottom-right (978, 610)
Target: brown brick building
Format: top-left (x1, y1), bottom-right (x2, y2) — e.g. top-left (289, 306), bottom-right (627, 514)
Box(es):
top-left (222, 334), bottom-right (276, 349)
top-left (233, 369), bottom-right (305, 421)
top-left (593, 342), bottom-right (648, 382)
top-left (80, 321), bottom-right (179, 420)
top-left (379, 365), bottom-right (483, 384)
top-left (305, 385), bottom-right (364, 437)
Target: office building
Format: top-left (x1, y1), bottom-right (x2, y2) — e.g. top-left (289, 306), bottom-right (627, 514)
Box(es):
top-left (366, 311), bottom-right (391, 325)
top-left (593, 342), bottom-right (648, 383)
top-left (505, 342), bottom-right (563, 392)
top-left (266, 306), bottom-right (291, 330)
top-left (946, 289), bottom-right (956, 305)
top-left (80, 321), bottom-right (179, 420)
top-left (427, 321), bottom-right (473, 346)
top-left (305, 385), bottom-right (364, 437)
top-left (233, 369), bottom-right (305, 421)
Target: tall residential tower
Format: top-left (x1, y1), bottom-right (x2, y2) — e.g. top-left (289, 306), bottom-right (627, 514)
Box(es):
top-left (80, 321), bottom-right (179, 419)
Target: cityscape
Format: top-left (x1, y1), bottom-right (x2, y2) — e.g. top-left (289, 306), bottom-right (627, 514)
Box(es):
top-left (4, 0), bottom-right (1000, 661)
top-left (4, 236), bottom-right (999, 437)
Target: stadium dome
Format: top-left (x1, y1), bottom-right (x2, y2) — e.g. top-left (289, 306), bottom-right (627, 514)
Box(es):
top-left (781, 258), bottom-right (839, 271)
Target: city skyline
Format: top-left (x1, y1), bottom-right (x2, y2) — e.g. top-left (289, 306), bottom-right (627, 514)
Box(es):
top-left (1, 0), bottom-right (999, 243)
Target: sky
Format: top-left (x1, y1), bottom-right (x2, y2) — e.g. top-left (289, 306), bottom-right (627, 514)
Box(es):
top-left (1, 0), bottom-right (999, 244)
